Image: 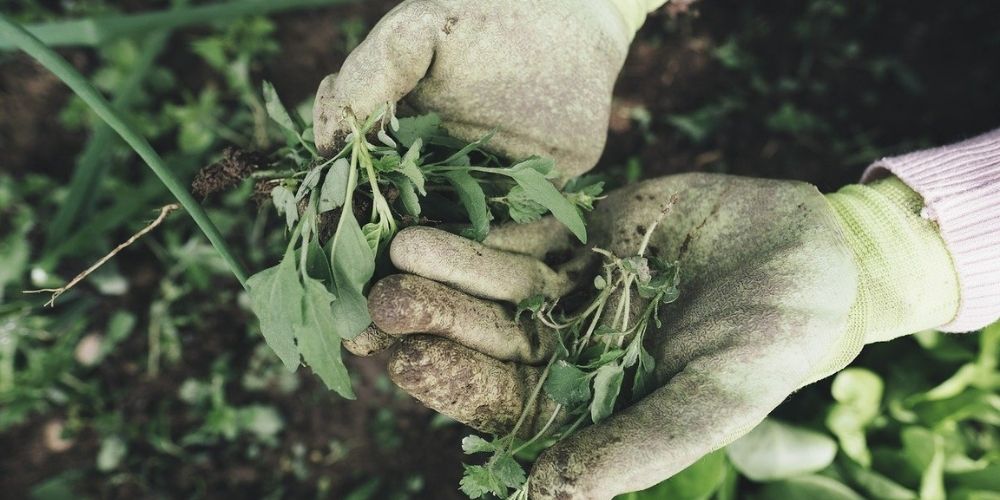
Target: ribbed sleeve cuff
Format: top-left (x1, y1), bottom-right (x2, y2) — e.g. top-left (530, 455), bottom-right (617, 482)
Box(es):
top-left (862, 128), bottom-right (1000, 332)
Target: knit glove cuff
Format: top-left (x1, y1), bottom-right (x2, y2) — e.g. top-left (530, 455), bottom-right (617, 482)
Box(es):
top-left (862, 128), bottom-right (1000, 332)
top-left (809, 177), bottom-right (960, 384)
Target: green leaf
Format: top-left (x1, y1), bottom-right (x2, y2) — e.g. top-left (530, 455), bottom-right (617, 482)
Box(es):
top-left (726, 418), bottom-right (837, 481)
top-left (840, 458), bottom-right (917, 499)
top-left (319, 159), bottom-right (350, 213)
top-left (491, 454), bottom-right (527, 489)
top-left (246, 247), bottom-right (301, 371)
top-left (328, 208), bottom-right (374, 341)
top-left (396, 138), bottom-right (426, 195)
top-left (460, 464), bottom-right (504, 498)
top-left (590, 364), bottom-right (624, 423)
top-left (461, 435), bottom-right (496, 454)
top-left (395, 176), bottom-right (422, 217)
top-left (515, 294), bottom-right (545, 322)
top-left (755, 475), bottom-right (865, 500)
top-left (620, 450), bottom-right (728, 500)
top-left (901, 427), bottom-right (945, 500)
top-left (296, 278), bottom-right (354, 399)
top-left (394, 113), bottom-right (441, 149)
top-left (270, 185), bottom-right (298, 230)
top-left (506, 185), bottom-right (547, 224)
top-left (544, 361), bottom-right (591, 406)
top-left (444, 170), bottom-right (491, 241)
top-left (827, 368), bottom-right (884, 466)
top-left (506, 164), bottom-right (587, 243)
top-left (262, 80), bottom-right (300, 135)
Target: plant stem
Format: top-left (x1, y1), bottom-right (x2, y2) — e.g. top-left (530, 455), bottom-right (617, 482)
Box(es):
top-left (0, 15), bottom-right (249, 288)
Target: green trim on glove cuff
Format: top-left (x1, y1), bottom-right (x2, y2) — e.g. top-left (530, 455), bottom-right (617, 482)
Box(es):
top-left (808, 177), bottom-right (960, 383)
top-left (606, 0), bottom-right (668, 38)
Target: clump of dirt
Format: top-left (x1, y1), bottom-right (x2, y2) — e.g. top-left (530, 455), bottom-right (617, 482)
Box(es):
top-left (192, 147), bottom-right (267, 198)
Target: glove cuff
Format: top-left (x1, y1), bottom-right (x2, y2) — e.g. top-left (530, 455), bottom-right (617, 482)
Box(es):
top-left (862, 128), bottom-right (1000, 332)
top-left (808, 177), bottom-right (960, 382)
top-left (830, 177), bottom-right (960, 342)
top-left (605, 0), bottom-right (668, 38)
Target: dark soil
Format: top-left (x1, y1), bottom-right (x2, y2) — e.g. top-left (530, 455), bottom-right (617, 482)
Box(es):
top-left (2, 0), bottom-right (999, 498)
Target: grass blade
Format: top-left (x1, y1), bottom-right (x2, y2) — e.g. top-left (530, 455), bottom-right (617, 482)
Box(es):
top-left (0, 0), bottom-right (359, 50)
top-left (0, 14), bottom-right (249, 288)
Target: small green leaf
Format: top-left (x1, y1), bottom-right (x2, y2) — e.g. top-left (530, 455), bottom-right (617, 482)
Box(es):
top-left (590, 364), bottom-right (624, 423)
top-left (826, 368), bottom-right (884, 466)
top-left (394, 176), bottom-right (422, 217)
top-left (507, 165), bottom-right (587, 243)
top-left (270, 185), bottom-right (299, 230)
top-left (491, 454), bottom-right (527, 489)
top-left (544, 361), bottom-right (591, 406)
top-left (396, 138), bottom-right (426, 195)
top-left (246, 247), bottom-right (301, 371)
top-left (515, 294), bottom-right (546, 322)
top-left (394, 113), bottom-right (441, 148)
top-left (460, 464), bottom-right (504, 498)
top-left (262, 80), bottom-right (300, 135)
top-left (506, 185), bottom-right (547, 224)
top-left (319, 158), bottom-right (350, 213)
top-left (444, 170), bottom-right (491, 241)
top-left (461, 435), bottom-right (496, 454)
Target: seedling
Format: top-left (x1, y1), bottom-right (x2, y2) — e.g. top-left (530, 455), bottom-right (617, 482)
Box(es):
top-left (457, 211), bottom-right (681, 498)
top-left (247, 82), bottom-right (603, 398)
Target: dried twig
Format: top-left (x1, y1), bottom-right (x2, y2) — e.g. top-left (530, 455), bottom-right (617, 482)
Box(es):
top-left (24, 204), bottom-right (181, 306)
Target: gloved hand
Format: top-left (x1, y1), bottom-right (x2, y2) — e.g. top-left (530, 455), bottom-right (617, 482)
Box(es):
top-left (312, 0), bottom-right (662, 179)
top-left (360, 172), bottom-right (960, 499)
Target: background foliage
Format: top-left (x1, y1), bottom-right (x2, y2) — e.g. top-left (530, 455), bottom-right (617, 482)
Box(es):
top-left (1, 0), bottom-right (997, 498)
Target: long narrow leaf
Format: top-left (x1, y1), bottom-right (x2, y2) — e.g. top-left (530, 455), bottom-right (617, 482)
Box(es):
top-left (0, 0), bottom-right (359, 50)
top-left (0, 15), bottom-right (249, 287)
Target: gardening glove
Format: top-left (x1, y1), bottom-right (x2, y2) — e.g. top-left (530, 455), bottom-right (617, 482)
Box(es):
top-left (362, 172), bottom-right (960, 499)
top-left (313, 0), bottom-right (670, 179)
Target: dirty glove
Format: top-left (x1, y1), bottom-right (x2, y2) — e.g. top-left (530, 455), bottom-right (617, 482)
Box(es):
top-left (313, 0), bottom-right (668, 179)
top-left (359, 172), bottom-right (960, 499)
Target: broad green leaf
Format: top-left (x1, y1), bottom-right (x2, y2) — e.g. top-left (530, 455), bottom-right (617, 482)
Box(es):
top-left (755, 475), bottom-right (865, 500)
top-left (726, 418), bottom-right (837, 481)
top-left (328, 208), bottom-right (374, 341)
top-left (617, 450), bottom-right (728, 500)
top-left (444, 170), bottom-right (491, 241)
top-left (0, 216), bottom-right (29, 302)
top-left (507, 166), bottom-right (587, 243)
top-left (246, 247), bottom-right (301, 371)
top-left (510, 156), bottom-right (555, 177)
top-left (590, 364), bottom-right (624, 423)
top-left (951, 491), bottom-right (1000, 500)
top-left (262, 80), bottom-right (300, 134)
top-left (296, 278), bottom-right (354, 399)
top-left (394, 113), bottom-right (441, 148)
top-left (544, 361), bottom-right (591, 406)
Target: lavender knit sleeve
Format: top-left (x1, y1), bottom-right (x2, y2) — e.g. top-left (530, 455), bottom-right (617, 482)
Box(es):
top-left (862, 128), bottom-right (1000, 332)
